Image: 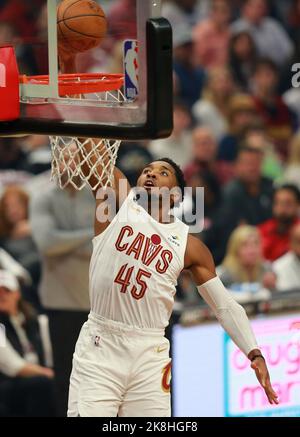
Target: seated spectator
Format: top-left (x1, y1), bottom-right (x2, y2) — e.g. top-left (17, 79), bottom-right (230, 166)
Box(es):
top-left (173, 25), bottom-right (206, 109)
top-left (18, 136), bottom-right (51, 175)
top-left (0, 138), bottom-right (30, 173)
top-left (107, 0), bottom-right (137, 42)
top-left (202, 146), bottom-right (273, 264)
top-left (0, 270), bottom-right (55, 417)
top-left (218, 94), bottom-right (258, 163)
top-left (258, 184), bottom-right (300, 261)
top-left (217, 225), bottom-right (276, 292)
top-left (250, 58), bottom-right (297, 159)
top-left (243, 124), bottom-right (283, 181)
top-left (162, 0), bottom-right (206, 33)
top-left (184, 126), bottom-right (219, 181)
top-left (228, 31), bottom-right (258, 92)
top-left (231, 0), bottom-right (294, 68)
top-left (193, 0), bottom-right (232, 69)
top-left (273, 223), bottom-right (300, 291)
top-left (150, 100), bottom-right (192, 168)
top-left (178, 168), bottom-right (222, 232)
top-left (0, 248), bottom-right (31, 287)
top-left (283, 133), bottom-right (300, 190)
top-left (0, 186), bottom-right (41, 308)
top-left (287, 0), bottom-right (300, 45)
top-left (283, 88), bottom-right (300, 127)
top-left (220, 145), bottom-right (274, 225)
top-left (192, 67), bottom-right (235, 140)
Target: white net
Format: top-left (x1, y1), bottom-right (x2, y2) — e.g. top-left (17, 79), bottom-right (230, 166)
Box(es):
top-left (49, 83), bottom-right (126, 191)
top-left (50, 136), bottom-right (122, 191)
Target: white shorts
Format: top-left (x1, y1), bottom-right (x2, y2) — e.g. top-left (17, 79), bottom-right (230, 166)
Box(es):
top-left (67, 312), bottom-right (171, 417)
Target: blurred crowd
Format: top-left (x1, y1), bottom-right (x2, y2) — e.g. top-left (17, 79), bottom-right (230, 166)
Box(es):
top-left (0, 0), bottom-right (300, 417)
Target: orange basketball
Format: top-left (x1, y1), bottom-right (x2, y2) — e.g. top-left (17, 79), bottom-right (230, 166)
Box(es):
top-left (57, 0), bottom-right (107, 54)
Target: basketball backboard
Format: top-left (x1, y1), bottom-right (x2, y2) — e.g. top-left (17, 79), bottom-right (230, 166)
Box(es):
top-left (0, 0), bottom-right (173, 139)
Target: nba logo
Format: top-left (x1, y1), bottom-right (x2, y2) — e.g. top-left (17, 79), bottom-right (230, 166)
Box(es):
top-left (94, 335), bottom-right (101, 347)
top-left (0, 324), bottom-right (6, 348)
top-left (124, 40), bottom-right (139, 101)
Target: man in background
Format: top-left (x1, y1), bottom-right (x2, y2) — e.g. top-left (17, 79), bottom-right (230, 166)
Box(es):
top-left (30, 180), bottom-right (94, 416)
top-left (258, 184), bottom-right (300, 262)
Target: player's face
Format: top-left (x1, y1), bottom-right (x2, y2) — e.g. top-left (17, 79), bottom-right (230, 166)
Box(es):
top-left (137, 161), bottom-right (178, 192)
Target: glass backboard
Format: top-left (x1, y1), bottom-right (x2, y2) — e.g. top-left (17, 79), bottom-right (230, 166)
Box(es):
top-left (0, 0), bottom-right (173, 139)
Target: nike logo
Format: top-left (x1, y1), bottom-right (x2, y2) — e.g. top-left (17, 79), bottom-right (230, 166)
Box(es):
top-left (156, 346), bottom-right (168, 353)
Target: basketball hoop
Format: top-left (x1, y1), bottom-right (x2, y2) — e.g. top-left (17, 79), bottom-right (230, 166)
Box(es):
top-left (20, 73), bottom-right (124, 97)
top-left (40, 73), bottom-right (125, 191)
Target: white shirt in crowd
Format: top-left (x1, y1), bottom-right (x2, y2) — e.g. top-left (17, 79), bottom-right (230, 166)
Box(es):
top-left (273, 251), bottom-right (300, 291)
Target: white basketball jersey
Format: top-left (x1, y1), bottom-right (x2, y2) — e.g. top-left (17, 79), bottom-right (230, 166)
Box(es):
top-left (89, 191), bottom-right (189, 330)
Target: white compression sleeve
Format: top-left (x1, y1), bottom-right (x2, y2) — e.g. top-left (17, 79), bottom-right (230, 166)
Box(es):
top-left (197, 276), bottom-right (259, 356)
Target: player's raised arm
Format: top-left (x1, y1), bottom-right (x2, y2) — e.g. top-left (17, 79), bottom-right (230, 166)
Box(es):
top-left (184, 235), bottom-right (279, 405)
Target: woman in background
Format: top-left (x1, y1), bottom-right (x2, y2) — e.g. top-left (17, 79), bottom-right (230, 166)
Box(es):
top-left (0, 186), bottom-right (41, 310)
top-left (217, 225), bottom-right (276, 293)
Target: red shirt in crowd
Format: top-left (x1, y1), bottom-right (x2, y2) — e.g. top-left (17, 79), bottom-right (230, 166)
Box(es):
top-left (258, 217), bottom-right (300, 262)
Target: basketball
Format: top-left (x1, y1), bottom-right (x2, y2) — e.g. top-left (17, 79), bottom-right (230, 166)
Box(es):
top-left (57, 0), bottom-right (107, 54)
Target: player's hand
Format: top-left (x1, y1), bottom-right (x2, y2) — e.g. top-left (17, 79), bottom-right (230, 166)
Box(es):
top-left (58, 44), bottom-right (77, 74)
top-left (251, 357), bottom-right (279, 405)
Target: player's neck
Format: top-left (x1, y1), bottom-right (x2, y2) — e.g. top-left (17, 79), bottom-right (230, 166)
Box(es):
top-left (137, 197), bottom-right (174, 224)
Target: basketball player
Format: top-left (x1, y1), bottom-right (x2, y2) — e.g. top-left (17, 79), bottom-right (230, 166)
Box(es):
top-left (58, 55), bottom-right (278, 417)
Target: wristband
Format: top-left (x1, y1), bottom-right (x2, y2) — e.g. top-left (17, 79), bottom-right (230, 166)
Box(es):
top-left (250, 354), bottom-right (265, 362)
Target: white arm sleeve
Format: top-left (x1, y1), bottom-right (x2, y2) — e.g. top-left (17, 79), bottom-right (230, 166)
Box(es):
top-left (197, 276), bottom-right (259, 356)
top-left (0, 339), bottom-right (26, 377)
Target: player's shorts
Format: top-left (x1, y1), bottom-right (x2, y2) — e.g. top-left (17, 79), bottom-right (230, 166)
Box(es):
top-left (67, 311), bottom-right (171, 417)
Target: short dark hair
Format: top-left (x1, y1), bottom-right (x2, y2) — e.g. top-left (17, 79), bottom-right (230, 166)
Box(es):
top-left (236, 145), bottom-right (264, 160)
top-left (274, 184), bottom-right (300, 203)
top-left (156, 157), bottom-right (186, 200)
top-left (253, 57), bottom-right (279, 75)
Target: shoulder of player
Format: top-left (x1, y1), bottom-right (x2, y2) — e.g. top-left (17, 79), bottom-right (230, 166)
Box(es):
top-left (184, 235), bottom-right (212, 267)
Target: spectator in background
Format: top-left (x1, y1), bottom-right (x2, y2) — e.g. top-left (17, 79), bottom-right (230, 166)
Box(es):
top-left (202, 146), bottom-right (273, 264)
top-left (180, 168), bottom-right (222, 233)
top-left (30, 173), bottom-right (94, 416)
top-left (193, 0), bottom-right (231, 69)
top-left (173, 25), bottom-right (206, 109)
top-left (192, 66), bottom-right (235, 140)
top-left (287, 0), bottom-right (300, 45)
top-left (228, 31), bottom-right (258, 92)
top-left (283, 87), bottom-right (300, 127)
top-left (283, 134), bottom-right (300, 190)
top-left (150, 100), bottom-right (192, 168)
top-left (184, 126), bottom-right (218, 182)
top-left (0, 138), bottom-right (30, 173)
top-left (258, 184), bottom-right (300, 261)
top-left (231, 0), bottom-right (294, 68)
top-left (221, 145), bottom-right (274, 225)
top-left (217, 225), bottom-right (276, 292)
top-left (243, 124), bottom-right (283, 181)
top-left (18, 136), bottom-right (51, 176)
top-left (0, 186), bottom-right (41, 309)
top-left (0, 270), bottom-right (55, 417)
top-left (0, 248), bottom-right (31, 287)
top-left (273, 223), bottom-right (300, 291)
top-left (162, 0), bottom-right (207, 33)
top-left (218, 94), bottom-right (258, 163)
top-left (107, 0), bottom-right (137, 42)
top-left (251, 58), bottom-right (297, 160)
